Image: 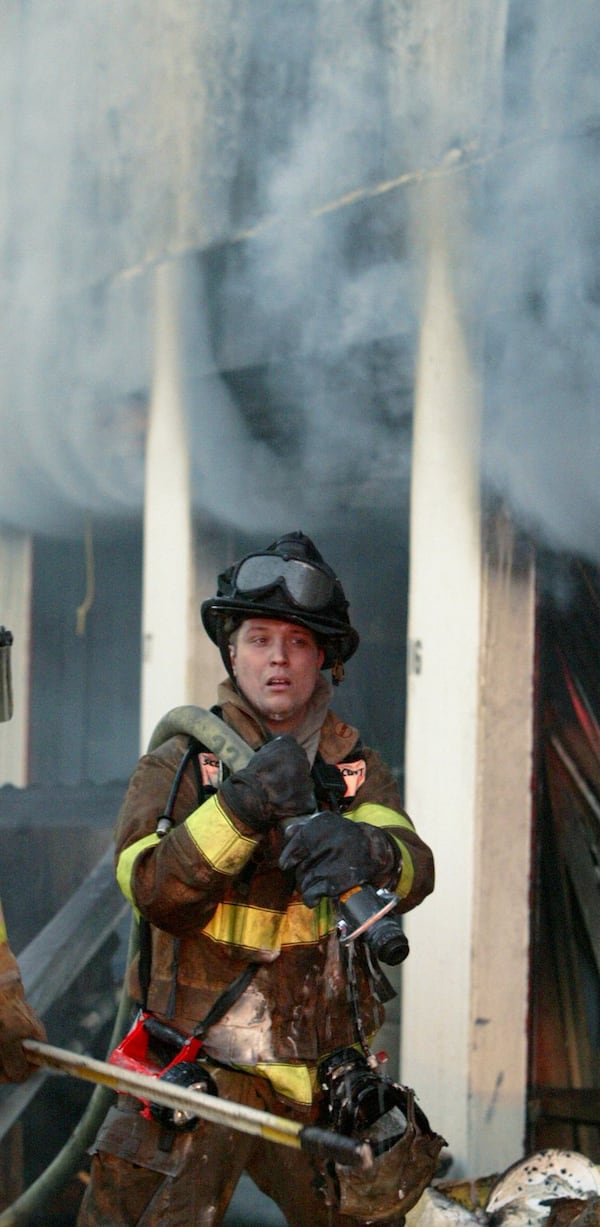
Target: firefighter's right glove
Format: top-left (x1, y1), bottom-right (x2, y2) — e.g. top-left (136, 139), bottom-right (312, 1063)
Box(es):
top-left (219, 735), bottom-right (314, 833)
top-left (0, 955), bottom-right (47, 1082)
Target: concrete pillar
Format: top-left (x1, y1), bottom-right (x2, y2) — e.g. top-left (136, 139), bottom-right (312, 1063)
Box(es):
top-left (402, 180), bottom-right (482, 1175)
top-left (189, 533), bottom-right (234, 710)
top-left (469, 514), bottom-right (535, 1172)
top-left (401, 184), bottom-right (536, 1175)
top-left (140, 259), bottom-right (194, 753)
top-left (0, 529), bottom-right (32, 785)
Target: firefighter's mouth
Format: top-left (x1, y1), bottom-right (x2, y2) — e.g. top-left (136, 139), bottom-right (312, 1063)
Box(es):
top-left (266, 677), bottom-right (291, 687)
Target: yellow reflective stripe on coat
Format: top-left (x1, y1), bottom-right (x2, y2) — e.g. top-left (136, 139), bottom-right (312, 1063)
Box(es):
top-left (185, 794), bottom-right (258, 874)
top-left (115, 795), bottom-right (256, 906)
top-left (230, 1038), bottom-right (378, 1106)
top-left (232, 1060), bottom-right (315, 1106)
top-left (116, 833), bottom-right (161, 905)
top-left (351, 802), bottom-right (415, 899)
top-left (203, 894), bottom-right (335, 953)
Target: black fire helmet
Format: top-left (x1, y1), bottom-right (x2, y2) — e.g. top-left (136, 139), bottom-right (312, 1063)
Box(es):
top-left (200, 531), bottom-right (359, 681)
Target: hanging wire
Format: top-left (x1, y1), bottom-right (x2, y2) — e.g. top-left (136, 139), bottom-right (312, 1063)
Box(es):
top-left (75, 518), bottom-right (95, 637)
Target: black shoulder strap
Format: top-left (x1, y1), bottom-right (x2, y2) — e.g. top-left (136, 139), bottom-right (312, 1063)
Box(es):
top-left (192, 961), bottom-right (259, 1040)
top-left (138, 723), bottom-right (258, 1021)
top-left (311, 752), bottom-right (346, 810)
top-left (137, 920), bottom-right (153, 1014)
top-left (138, 736), bottom-right (205, 1013)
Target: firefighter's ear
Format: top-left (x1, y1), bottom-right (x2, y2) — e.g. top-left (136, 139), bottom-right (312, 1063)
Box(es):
top-left (228, 643), bottom-right (237, 675)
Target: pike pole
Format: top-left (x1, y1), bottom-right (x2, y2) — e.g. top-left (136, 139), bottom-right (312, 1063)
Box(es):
top-left (23, 1038), bottom-right (373, 1170)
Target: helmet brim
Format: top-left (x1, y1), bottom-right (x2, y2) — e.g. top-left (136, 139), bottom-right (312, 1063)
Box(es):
top-left (200, 597), bottom-right (359, 668)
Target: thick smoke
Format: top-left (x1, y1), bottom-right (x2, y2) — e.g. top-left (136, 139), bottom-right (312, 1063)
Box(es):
top-left (182, 3), bottom-right (419, 535)
top-left (205, 0), bottom-right (600, 559)
top-left (0, 1), bottom-right (598, 562)
top-left (479, 1), bottom-right (600, 564)
top-left (1, 277), bottom-right (149, 536)
top-left (0, 4), bottom-right (155, 538)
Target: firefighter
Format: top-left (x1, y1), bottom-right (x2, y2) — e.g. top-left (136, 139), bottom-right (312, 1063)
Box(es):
top-left (77, 531), bottom-right (436, 1227)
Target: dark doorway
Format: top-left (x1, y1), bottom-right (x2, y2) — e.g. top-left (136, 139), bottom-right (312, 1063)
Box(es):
top-left (528, 555), bottom-right (600, 1158)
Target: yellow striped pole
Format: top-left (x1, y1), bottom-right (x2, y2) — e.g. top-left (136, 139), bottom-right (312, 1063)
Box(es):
top-left (23, 1039), bottom-right (372, 1169)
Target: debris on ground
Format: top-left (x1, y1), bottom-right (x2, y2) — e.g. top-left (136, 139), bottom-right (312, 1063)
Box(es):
top-left (406, 1150), bottom-right (600, 1227)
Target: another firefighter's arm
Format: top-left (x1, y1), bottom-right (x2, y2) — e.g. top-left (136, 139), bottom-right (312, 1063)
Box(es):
top-left (115, 736), bottom-right (313, 934)
top-left (0, 900), bottom-right (46, 1082)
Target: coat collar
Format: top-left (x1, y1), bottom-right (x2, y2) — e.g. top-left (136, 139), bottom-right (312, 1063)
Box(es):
top-left (216, 676), bottom-right (358, 766)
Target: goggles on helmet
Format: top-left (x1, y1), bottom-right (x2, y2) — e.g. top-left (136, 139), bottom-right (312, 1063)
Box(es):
top-left (232, 553), bottom-right (335, 612)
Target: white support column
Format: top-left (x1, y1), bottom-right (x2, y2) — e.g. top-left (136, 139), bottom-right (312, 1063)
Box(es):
top-left (189, 534), bottom-right (234, 709)
top-left (402, 191), bottom-right (482, 1175)
top-left (468, 515), bottom-right (535, 1172)
top-left (140, 259), bottom-right (194, 754)
top-left (401, 190), bottom-right (536, 1176)
top-left (0, 529), bottom-right (33, 786)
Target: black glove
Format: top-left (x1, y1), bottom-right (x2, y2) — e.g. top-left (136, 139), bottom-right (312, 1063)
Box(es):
top-left (219, 735), bottom-right (314, 833)
top-left (279, 810), bottom-right (399, 908)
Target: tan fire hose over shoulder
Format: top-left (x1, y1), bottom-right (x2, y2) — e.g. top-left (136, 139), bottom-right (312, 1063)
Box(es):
top-left (146, 704), bottom-right (254, 765)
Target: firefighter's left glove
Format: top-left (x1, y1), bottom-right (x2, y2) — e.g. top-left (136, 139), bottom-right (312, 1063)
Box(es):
top-left (0, 960), bottom-right (46, 1082)
top-left (219, 735), bottom-right (314, 833)
top-left (279, 810), bottom-right (399, 908)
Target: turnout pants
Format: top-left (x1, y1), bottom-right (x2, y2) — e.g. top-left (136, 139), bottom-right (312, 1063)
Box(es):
top-left (76, 1065), bottom-right (402, 1227)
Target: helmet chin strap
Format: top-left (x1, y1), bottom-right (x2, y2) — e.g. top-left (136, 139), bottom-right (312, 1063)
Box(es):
top-left (224, 640), bottom-right (275, 745)
top-left (331, 658), bottom-right (345, 686)
top-left (232, 675), bottom-right (275, 745)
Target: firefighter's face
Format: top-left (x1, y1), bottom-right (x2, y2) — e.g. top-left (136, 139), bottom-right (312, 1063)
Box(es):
top-left (229, 619), bottom-right (324, 733)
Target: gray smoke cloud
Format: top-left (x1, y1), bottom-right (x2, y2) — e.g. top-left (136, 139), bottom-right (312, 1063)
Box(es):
top-left (199, 0), bottom-right (600, 559)
top-left (195, 5), bottom-right (423, 537)
top-left (0, 1), bottom-right (598, 562)
top-left (479, 1), bottom-right (600, 564)
top-left (2, 276), bottom-right (149, 536)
